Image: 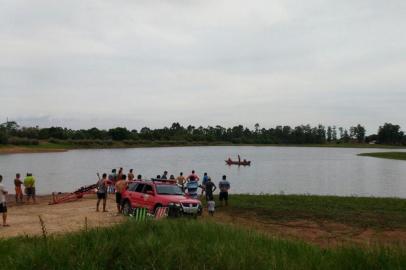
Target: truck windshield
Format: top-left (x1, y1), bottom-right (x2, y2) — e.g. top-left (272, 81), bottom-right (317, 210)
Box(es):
top-left (156, 185), bottom-right (184, 195)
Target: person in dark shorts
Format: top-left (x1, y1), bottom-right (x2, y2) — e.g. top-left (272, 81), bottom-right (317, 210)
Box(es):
top-left (0, 175), bottom-right (9, 226)
top-left (218, 175), bottom-right (230, 206)
top-left (23, 173), bottom-right (36, 203)
top-left (96, 173), bottom-right (109, 212)
top-left (204, 177), bottom-right (217, 201)
top-left (115, 174), bottom-right (127, 213)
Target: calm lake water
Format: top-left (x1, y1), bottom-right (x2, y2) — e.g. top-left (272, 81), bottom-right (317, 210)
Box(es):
top-left (0, 146), bottom-right (405, 197)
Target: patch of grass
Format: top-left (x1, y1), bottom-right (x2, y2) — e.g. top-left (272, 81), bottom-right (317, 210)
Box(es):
top-left (1, 219), bottom-right (406, 269)
top-left (224, 194), bottom-right (406, 229)
top-left (358, 152), bottom-right (406, 161)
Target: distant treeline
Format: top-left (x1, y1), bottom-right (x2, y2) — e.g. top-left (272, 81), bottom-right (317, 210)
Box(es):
top-left (0, 121), bottom-right (405, 146)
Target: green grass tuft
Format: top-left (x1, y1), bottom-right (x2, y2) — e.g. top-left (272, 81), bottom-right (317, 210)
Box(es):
top-left (1, 220), bottom-right (406, 269)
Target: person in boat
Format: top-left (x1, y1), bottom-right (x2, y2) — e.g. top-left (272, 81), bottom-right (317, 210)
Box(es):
top-left (161, 171), bottom-right (168, 180)
top-left (227, 157), bottom-right (232, 163)
top-left (243, 159), bottom-right (247, 163)
top-left (238, 155), bottom-right (241, 163)
top-left (137, 174), bottom-right (142, 180)
top-left (96, 173), bottom-right (109, 212)
top-left (169, 174), bottom-right (176, 182)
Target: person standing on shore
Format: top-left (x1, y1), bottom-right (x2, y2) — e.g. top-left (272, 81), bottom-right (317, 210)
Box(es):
top-left (0, 175), bottom-right (9, 226)
top-left (96, 173), bottom-right (109, 212)
top-left (200, 172), bottom-right (209, 196)
top-left (176, 172), bottom-right (186, 191)
top-left (115, 174), bottom-right (128, 213)
top-left (219, 175), bottom-right (230, 206)
top-left (128, 169), bottom-right (135, 181)
top-left (23, 173), bottom-right (36, 204)
top-left (14, 173), bottom-right (23, 203)
top-left (207, 195), bottom-right (215, 216)
top-left (187, 170), bottom-right (199, 182)
top-left (204, 177), bottom-right (217, 202)
top-left (108, 169), bottom-right (117, 193)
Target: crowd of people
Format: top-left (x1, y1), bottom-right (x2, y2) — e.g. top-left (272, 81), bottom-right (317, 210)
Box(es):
top-left (0, 168), bottom-right (231, 227)
top-left (0, 173), bottom-right (38, 227)
top-left (94, 168), bottom-right (231, 216)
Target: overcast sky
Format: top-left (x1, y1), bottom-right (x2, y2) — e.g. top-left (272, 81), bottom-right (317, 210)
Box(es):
top-left (0, 0), bottom-right (405, 133)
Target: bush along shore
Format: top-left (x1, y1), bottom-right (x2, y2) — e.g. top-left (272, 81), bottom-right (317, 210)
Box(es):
top-left (1, 219), bottom-right (406, 270)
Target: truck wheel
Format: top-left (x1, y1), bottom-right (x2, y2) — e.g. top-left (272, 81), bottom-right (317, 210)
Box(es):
top-left (122, 201), bottom-right (132, 216)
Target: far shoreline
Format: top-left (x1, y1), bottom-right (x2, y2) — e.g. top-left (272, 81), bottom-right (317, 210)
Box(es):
top-left (1, 141), bottom-right (406, 155)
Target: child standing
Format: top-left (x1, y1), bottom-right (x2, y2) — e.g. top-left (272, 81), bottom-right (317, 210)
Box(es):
top-left (207, 195), bottom-right (215, 216)
top-left (14, 173), bottom-right (23, 203)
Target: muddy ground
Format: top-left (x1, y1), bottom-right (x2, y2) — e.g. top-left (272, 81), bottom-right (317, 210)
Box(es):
top-left (1, 194), bottom-right (406, 248)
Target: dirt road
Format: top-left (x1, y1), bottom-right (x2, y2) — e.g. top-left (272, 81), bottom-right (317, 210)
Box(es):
top-left (0, 195), bottom-right (124, 238)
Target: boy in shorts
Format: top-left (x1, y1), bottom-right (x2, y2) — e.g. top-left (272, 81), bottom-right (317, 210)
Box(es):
top-left (115, 174), bottom-right (128, 213)
top-left (96, 173), bottom-right (109, 212)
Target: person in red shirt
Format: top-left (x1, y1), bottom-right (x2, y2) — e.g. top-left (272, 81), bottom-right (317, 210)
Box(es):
top-left (186, 170), bottom-right (200, 182)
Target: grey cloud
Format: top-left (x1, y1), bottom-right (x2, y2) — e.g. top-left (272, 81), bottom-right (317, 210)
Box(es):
top-left (0, 0), bottom-right (405, 132)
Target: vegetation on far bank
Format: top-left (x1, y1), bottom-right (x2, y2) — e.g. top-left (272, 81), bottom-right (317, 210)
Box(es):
top-left (358, 152), bottom-right (406, 161)
top-left (1, 140), bottom-right (405, 154)
top-left (1, 121), bottom-right (406, 148)
top-left (1, 219), bottom-right (406, 270)
top-left (224, 194), bottom-right (406, 229)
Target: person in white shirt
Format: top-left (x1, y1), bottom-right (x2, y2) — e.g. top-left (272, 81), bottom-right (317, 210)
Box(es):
top-left (0, 175), bottom-right (9, 227)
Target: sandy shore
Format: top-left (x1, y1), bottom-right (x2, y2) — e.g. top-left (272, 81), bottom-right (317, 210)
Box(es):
top-left (0, 194), bottom-right (124, 238)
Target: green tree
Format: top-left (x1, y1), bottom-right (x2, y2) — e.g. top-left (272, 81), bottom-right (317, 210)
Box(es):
top-left (378, 123), bottom-right (404, 145)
